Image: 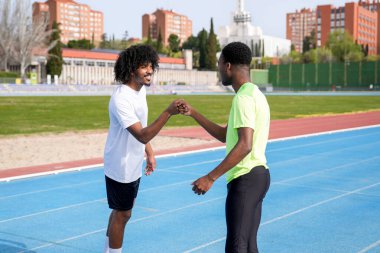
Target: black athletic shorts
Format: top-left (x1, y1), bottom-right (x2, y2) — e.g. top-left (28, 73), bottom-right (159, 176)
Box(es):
top-left (105, 176), bottom-right (141, 211)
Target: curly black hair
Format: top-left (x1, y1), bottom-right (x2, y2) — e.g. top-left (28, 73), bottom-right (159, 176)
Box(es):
top-left (221, 42), bottom-right (252, 66)
top-left (114, 44), bottom-right (159, 84)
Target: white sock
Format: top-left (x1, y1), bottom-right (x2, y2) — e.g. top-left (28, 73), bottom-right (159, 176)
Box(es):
top-left (109, 248), bottom-right (122, 253)
top-left (103, 236), bottom-right (109, 253)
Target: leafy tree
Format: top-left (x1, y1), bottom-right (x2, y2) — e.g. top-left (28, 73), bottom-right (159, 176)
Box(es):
top-left (366, 54), bottom-right (378, 61)
top-left (255, 43), bottom-right (260, 57)
top-left (182, 35), bottom-right (198, 50)
top-left (46, 21), bottom-right (63, 77)
top-left (99, 33), bottom-right (110, 49)
top-left (326, 31), bottom-right (363, 62)
top-left (168, 34), bottom-right (180, 53)
top-left (67, 39), bottom-right (94, 50)
top-left (121, 30), bottom-right (128, 49)
top-left (197, 29), bottom-right (208, 69)
top-left (361, 44), bottom-right (369, 57)
top-left (303, 37), bottom-right (311, 53)
top-left (144, 26), bottom-right (153, 47)
top-left (303, 29), bottom-right (317, 53)
top-left (303, 48), bottom-right (333, 64)
top-left (289, 50), bottom-right (303, 64)
top-left (156, 29), bottom-right (164, 53)
top-left (206, 18), bottom-right (217, 70)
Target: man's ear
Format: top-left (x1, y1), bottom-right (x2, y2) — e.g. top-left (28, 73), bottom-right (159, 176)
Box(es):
top-left (226, 62), bottom-right (232, 72)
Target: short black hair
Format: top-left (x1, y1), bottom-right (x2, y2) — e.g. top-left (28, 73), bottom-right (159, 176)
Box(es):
top-left (221, 42), bottom-right (252, 66)
top-left (114, 44), bottom-right (159, 84)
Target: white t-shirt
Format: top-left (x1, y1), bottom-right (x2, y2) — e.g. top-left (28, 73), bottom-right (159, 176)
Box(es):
top-left (104, 85), bottom-right (148, 183)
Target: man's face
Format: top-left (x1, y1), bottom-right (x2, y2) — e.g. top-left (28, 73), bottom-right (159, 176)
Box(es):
top-left (133, 62), bottom-right (154, 87)
top-left (218, 55), bottom-right (232, 86)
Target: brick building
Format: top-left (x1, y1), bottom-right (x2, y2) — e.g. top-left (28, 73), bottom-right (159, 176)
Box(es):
top-left (317, 2), bottom-right (377, 55)
top-left (33, 0), bottom-right (104, 45)
top-left (142, 9), bottom-right (192, 46)
top-left (359, 0), bottom-right (380, 54)
top-left (287, 1), bottom-right (378, 55)
top-left (286, 8), bottom-right (317, 53)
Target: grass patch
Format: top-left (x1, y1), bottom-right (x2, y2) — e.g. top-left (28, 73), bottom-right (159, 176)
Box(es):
top-left (0, 95), bottom-right (379, 135)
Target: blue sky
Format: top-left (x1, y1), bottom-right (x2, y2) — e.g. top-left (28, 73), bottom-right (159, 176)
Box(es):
top-left (35, 0), bottom-right (350, 39)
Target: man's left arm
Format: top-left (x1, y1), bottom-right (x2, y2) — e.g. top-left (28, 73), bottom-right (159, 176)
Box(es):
top-left (145, 143), bottom-right (156, 176)
top-left (191, 127), bottom-right (253, 194)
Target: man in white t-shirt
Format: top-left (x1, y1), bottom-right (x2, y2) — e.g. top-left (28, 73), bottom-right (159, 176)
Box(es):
top-left (103, 45), bottom-right (180, 253)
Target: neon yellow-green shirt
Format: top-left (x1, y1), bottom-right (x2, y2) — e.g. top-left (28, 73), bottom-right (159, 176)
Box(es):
top-left (225, 82), bottom-right (270, 183)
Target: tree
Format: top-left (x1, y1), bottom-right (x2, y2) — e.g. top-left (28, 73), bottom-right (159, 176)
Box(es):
top-left (121, 30), bottom-right (128, 49)
top-left (326, 31), bottom-right (363, 62)
top-left (0, 0), bottom-right (13, 71)
top-left (99, 33), bottom-right (110, 49)
top-left (302, 36), bottom-right (311, 53)
top-left (182, 35), bottom-right (198, 50)
top-left (197, 29), bottom-right (208, 69)
top-left (144, 26), bottom-right (153, 47)
top-left (303, 48), bottom-right (333, 64)
top-left (67, 39), bottom-right (94, 50)
top-left (156, 29), bottom-right (164, 53)
top-left (255, 43), bottom-right (260, 57)
top-left (206, 18), bottom-right (217, 70)
top-left (303, 30), bottom-right (317, 53)
top-left (168, 34), bottom-right (180, 53)
top-left (11, 0), bottom-right (55, 79)
top-left (361, 44), bottom-right (369, 57)
top-left (46, 21), bottom-right (63, 77)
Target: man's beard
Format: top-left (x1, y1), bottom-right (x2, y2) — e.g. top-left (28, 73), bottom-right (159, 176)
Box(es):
top-left (135, 74), bottom-right (152, 87)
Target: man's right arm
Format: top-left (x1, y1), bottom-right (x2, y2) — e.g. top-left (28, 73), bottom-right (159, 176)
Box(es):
top-left (127, 100), bottom-right (180, 144)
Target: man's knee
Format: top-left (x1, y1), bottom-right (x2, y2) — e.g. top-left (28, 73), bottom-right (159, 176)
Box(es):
top-left (113, 210), bottom-right (132, 223)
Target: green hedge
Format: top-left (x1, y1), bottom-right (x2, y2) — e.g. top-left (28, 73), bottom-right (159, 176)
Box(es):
top-left (0, 71), bottom-right (20, 78)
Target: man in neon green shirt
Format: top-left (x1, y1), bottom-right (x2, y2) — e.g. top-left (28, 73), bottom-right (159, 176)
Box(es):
top-left (179, 42), bottom-right (270, 253)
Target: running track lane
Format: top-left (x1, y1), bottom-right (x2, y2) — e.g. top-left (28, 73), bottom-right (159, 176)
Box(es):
top-left (1, 111), bottom-right (379, 179)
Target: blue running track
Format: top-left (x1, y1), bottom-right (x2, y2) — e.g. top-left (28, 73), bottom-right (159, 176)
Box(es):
top-left (0, 126), bottom-right (379, 253)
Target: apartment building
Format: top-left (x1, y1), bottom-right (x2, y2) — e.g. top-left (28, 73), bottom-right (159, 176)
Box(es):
top-left (286, 8), bottom-right (317, 53)
top-left (142, 9), bottom-right (192, 46)
top-left (359, 0), bottom-right (380, 54)
top-left (317, 2), bottom-right (377, 55)
top-left (33, 0), bottom-right (104, 45)
top-left (287, 1), bottom-right (378, 55)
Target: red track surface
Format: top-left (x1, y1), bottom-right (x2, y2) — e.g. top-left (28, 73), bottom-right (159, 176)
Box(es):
top-left (1, 111), bottom-right (379, 179)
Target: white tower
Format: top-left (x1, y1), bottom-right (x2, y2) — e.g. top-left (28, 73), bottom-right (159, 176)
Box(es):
top-left (218, 0), bottom-right (291, 57)
top-left (234, 0), bottom-right (251, 24)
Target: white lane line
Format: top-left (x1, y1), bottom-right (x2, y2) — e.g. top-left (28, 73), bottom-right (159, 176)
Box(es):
top-left (0, 179), bottom-right (103, 200)
top-left (183, 181), bottom-right (380, 253)
top-left (357, 239), bottom-right (380, 253)
top-left (23, 196), bottom-right (225, 252)
top-left (268, 130), bottom-right (380, 153)
top-left (276, 156), bottom-right (380, 184)
top-left (268, 140), bottom-right (380, 169)
top-left (0, 159), bottom-right (222, 200)
top-left (0, 180), bottom-right (193, 223)
top-left (0, 199), bottom-right (104, 224)
top-left (268, 124), bottom-right (380, 144)
top-left (3, 124), bottom-right (379, 183)
top-left (276, 181), bottom-right (380, 198)
top-left (2, 154), bottom-right (379, 224)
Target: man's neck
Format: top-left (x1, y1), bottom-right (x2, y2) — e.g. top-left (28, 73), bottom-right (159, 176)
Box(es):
top-left (126, 81), bottom-right (142, 91)
top-left (232, 78), bottom-right (250, 93)
top-left (231, 69), bottom-right (250, 93)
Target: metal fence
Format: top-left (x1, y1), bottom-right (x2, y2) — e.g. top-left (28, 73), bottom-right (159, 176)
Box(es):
top-left (268, 61), bottom-right (380, 91)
